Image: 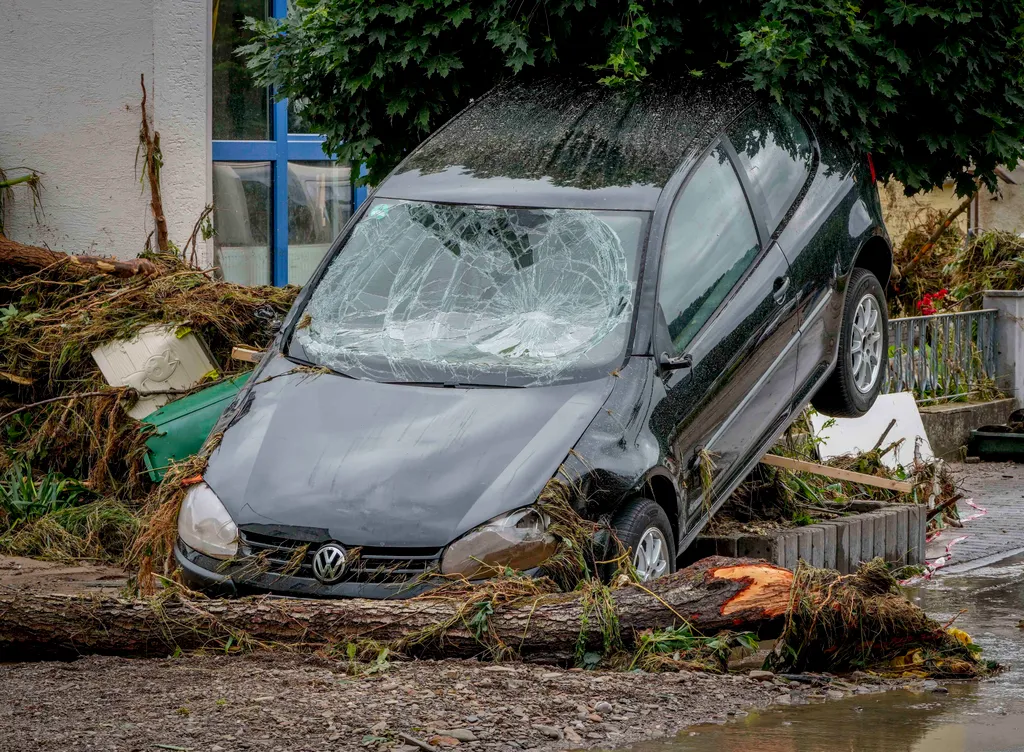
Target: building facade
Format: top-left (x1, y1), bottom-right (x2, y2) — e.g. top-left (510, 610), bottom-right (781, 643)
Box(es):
top-left (0, 0), bottom-right (363, 287)
top-left (5, 1), bottom-right (1023, 287)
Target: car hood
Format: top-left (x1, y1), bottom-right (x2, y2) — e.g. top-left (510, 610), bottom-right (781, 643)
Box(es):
top-left (204, 359), bottom-right (614, 547)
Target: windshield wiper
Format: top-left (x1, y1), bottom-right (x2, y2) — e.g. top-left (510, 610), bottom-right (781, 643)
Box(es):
top-left (284, 354), bottom-right (357, 380)
top-left (382, 379), bottom-right (521, 389)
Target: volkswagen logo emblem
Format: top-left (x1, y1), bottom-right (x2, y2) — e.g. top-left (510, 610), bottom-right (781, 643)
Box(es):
top-left (312, 543), bottom-right (348, 584)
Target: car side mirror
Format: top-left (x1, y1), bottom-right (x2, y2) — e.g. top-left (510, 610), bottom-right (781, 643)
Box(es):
top-left (658, 352), bottom-right (693, 371)
top-left (654, 304), bottom-right (691, 371)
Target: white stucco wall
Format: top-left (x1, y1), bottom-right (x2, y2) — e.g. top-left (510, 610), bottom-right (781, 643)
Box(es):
top-left (154, 0), bottom-right (213, 265)
top-left (0, 0), bottom-right (210, 261)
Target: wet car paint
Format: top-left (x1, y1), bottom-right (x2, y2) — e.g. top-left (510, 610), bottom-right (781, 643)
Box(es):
top-left (179, 74), bottom-right (891, 596)
top-left (202, 356), bottom-right (614, 548)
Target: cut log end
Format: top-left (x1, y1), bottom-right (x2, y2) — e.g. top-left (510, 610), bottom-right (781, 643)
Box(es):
top-left (712, 564), bottom-right (793, 618)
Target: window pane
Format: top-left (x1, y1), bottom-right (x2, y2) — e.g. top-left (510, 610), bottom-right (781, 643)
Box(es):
top-left (729, 103), bottom-right (812, 233)
top-left (287, 161), bottom-right (353, 286)
top-left (659, 147), bottom-right (760, 352)
top-left (212, 0), bottom-right (270, 140)
top-left (213, 161), bottom-right (272, 285)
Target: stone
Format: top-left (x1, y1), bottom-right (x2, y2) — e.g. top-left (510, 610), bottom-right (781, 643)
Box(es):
top-left (776, 694), bottom-right (792, 705)
top-left (841, 517), bottom-right (861, 573)
top-left (826, 690), bottom-right (845, 701)
top-left (895, 506), bottom-right (909, 565)
top-left (734, 534), bottom-right (778, 564)
top-left (860, 513), bottom-right (876, 565)
top-left (797, 527), bottom-right (815, 566)
top-left (748, 670), bottom-right (774, 681)
top-left (563, 728), bottom-right (582, 744)
top-left (594, 701), bottom-right (613, 713)
top-left (783, 532), bottom-right (799, 570)
top-left (429, 737), bottom-right (461, 748)
top-left (444, 730), bottom-right (477, 742)
top-left (587, 714), bottom-right (603, 723)
top-left (533, 725), bottom-right (562, 740)
top-left (873, 512), bottom-right (887, 559)
top-left (819, 522), bottom-right (838, 570)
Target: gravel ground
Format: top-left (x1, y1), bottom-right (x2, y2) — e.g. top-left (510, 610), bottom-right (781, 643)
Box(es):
top-left (0, 651), bottom-right (905, 752)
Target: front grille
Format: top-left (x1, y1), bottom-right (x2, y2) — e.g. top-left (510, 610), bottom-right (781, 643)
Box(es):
top-left (238, 530), bottom-right (442, 583)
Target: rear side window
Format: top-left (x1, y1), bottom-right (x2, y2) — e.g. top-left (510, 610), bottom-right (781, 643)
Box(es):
top-left (728, 103), bottom-right (812, 234)
top-left (658, 145), bottom-right (761, 353)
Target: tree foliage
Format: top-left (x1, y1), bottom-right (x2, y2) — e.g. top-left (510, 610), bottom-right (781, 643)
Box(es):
top-left (243, 1), bottom-right (1024, 192)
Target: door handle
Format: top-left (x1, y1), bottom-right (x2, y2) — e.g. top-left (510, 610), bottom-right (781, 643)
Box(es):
top-left (772, 276), bottom-right (791, 304)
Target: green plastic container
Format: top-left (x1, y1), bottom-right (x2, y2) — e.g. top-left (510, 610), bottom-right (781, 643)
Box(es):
top-left (141, 372), bottom-right (252, 482)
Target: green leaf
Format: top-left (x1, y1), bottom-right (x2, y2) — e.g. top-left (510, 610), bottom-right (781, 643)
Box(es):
top-left (235, 0), bottom-right (1024, 192)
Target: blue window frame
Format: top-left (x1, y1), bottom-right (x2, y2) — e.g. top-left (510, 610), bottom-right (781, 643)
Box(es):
top-left (212, 0), bottom-right (367, 286)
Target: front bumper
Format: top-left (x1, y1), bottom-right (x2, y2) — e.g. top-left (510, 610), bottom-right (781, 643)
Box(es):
top-left (175, 540), bottom-right (442, 600)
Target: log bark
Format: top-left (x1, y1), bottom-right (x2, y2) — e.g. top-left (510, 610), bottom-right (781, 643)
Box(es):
top-left (0, 557), bottom-right (792, 661)
top-left (0, 233), bottom-right (158, 278)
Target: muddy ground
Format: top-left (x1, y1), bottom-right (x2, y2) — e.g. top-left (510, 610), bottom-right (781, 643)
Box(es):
top-left (0, 649), bottom-right (909, 752)
top-left (0, 556), bottom-right (126, 595)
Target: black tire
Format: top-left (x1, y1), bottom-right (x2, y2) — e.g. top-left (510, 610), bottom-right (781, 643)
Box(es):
top-left (609, 497), bottom-right (676, 582)
top-left (812, 268), bottom-right (889, 418)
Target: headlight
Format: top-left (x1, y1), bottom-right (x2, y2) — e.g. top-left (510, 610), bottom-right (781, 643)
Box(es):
top-left (441, 506), bottom-right (557, 579)
top-left (177, 482), bottom-right (239, 560)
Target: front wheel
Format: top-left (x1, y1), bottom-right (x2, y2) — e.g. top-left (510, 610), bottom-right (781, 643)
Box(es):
top-left (812, 268), bottom-right (888, 417)
top-left (610, 498), bottom-right (676, 583)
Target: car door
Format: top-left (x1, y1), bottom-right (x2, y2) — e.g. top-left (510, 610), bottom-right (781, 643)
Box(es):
top-left (652, 140), bottom-right (801, 534)
top-left (727, 102), bottom-right (827, 405)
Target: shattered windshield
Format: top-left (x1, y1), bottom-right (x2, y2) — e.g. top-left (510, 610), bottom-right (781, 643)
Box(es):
top-left (290, 199), bottom-right (645, 386)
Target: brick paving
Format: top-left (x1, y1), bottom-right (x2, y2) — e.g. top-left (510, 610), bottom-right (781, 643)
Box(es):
top-left (927, 461), bottom-right (1024, 572)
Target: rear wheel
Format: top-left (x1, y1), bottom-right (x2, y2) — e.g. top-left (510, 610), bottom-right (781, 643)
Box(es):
top-left (812, 268), bottom-right (888, 417)
top-left (610, 498), bottom-right (676, 582)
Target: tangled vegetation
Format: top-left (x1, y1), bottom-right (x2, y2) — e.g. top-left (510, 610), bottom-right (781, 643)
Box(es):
top-left (0, 257), bottom-right (297, 562)
top-left (770, 559), bottom-right (993, 677)
top-left (888, 222), bottom-right (1024, 318)
top-left (713, 413), bottom-right (963, 542)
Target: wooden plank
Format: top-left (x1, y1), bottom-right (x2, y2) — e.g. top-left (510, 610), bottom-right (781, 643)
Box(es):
top-left (230, 345), bottom-right (264, 363)
top-left (760, 454), bottom-right (914, 494)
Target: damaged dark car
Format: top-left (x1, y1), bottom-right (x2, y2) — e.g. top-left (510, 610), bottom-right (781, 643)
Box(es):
top-left (177, 74), bottom-right (892, 598)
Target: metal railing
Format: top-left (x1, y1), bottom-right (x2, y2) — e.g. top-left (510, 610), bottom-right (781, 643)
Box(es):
top-left (884, 308), bottom-right (998, 403)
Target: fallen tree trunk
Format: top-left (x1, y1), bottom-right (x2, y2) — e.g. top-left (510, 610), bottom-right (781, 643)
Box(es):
top-left (0, 557), bottom-right (792, 661)
top-left (0, 233), bottom-right (158, 278)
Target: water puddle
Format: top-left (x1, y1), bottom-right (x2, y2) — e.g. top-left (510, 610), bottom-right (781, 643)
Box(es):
top-left (630, 553), bottom-right (1024, 752)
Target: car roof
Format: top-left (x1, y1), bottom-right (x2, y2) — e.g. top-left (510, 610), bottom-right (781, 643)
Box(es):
top-left (377, 73), bottom-right (754, 211)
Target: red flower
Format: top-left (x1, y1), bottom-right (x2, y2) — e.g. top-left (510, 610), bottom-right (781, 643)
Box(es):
top-left (915, 289), bottom-right (948, 316)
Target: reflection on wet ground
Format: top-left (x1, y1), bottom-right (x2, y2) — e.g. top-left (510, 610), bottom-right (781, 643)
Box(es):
top-left (631, 552), bottom-right (1024, 752)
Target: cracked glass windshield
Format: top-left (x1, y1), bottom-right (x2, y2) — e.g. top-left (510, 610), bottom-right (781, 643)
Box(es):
top-left (290, 199), bottom-right (646, 386)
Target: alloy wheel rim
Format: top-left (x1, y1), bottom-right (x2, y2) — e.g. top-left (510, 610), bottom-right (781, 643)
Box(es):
top-left (634, 526), bottom-right (669, 582)
top-left (850, 293), bottom-right (883, 394)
